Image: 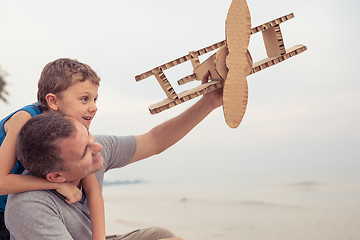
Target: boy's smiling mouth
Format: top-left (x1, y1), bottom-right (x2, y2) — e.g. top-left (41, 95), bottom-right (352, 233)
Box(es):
top-left (82, 116), bottom-right (92, 121)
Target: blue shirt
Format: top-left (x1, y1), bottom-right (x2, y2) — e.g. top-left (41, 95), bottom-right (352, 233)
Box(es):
top-left (0, 104), bottom-right (42, 212)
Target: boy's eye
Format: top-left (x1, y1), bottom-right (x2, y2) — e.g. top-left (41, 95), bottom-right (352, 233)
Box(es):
top-left (81, 96), bottom-right (88, 101)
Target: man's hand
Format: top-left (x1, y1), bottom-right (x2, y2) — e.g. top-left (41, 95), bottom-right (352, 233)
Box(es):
top-left (131, 71), bottom-right (224, 164)
top-left (201, 70), bottom-right (223, 110)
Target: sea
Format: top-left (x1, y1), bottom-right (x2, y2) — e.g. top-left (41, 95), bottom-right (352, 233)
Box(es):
top-left (103, 180), bottom-right (360, 240)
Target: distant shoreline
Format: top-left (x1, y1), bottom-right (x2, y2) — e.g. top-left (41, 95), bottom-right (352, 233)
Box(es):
top-left (103, 179), bottom-right (148, 186)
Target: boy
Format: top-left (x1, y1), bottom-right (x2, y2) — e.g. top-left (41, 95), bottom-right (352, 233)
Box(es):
top-left (0, 58), bottom-right (105, 240)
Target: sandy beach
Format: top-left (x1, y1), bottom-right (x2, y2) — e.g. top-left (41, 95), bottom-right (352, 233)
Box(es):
top-left (103, 180), bottom-right (360, 240)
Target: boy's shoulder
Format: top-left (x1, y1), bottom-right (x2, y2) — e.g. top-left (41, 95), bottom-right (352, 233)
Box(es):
top-left (0, 104), bottom-right (41, 144)
top-left (17, 103), bottom-right (42, 117)
top-left (1, 103), bottom-right (41, 125)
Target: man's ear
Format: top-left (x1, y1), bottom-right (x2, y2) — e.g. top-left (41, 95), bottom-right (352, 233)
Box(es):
top-left (46, 172), bottom-right (66, 183)
top-left (45, 93), bottom-right (59, 111)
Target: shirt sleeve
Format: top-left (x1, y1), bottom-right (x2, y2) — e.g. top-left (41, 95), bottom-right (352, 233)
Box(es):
top-left (94, 135), bottom-right (137, 172)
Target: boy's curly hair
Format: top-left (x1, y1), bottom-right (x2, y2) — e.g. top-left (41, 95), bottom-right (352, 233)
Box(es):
top-left (37, 58), bottom-right (100, 111)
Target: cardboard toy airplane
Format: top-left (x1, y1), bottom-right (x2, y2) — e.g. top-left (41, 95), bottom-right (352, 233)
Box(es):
top-left (135, 0), bottom-right (307, 128)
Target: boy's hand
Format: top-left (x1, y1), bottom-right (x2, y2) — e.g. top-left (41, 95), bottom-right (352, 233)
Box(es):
top-left (201, 70), bottom-right (224, 110)
top-left (56, 183), bottom-right (82, 204)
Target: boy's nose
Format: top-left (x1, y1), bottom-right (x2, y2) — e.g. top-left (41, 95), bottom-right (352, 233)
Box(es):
top-left (89, 103), bottom-right (98, 113)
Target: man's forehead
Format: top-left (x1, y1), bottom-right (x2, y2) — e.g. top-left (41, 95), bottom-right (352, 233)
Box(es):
top-left (65, 116), bottom-right (89, 131)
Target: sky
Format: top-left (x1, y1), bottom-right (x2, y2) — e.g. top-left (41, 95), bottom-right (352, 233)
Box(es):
top-left (0, 0), bottom-right (359, 184)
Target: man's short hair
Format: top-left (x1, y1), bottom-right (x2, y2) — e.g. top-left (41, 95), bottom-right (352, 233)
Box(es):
top-left (16, 112), bottom-right (76, 178)
top-left (37, 58), bottom-right (100, 111)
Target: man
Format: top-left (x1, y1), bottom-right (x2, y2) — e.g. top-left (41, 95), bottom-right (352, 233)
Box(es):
top-left (5, 73), bottom-right (223, 239)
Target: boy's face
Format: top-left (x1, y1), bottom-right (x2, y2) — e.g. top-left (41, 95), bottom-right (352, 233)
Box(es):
top-left (55, 79), bottom-right (98, 128)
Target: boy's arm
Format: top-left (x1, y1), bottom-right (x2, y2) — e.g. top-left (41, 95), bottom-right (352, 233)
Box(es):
top-left (0, 111), bottom-right (81, 203)
top-left (130, 71), bottom-right (223, 163)
top-left (82, 173), bottom-right (105, 240)
top-left (0, 111), bottom-right (31, 178)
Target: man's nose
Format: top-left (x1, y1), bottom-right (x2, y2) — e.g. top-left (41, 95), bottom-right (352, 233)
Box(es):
top-left (94, 142), bottom-right (103, 153)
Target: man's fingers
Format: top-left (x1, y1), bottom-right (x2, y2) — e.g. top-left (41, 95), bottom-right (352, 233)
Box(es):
top-left (201, 70), bottom-right (211, 84)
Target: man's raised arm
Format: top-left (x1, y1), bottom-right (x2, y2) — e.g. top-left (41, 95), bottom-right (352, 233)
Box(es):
top-left (130, 71), bottom-right (223, 163)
